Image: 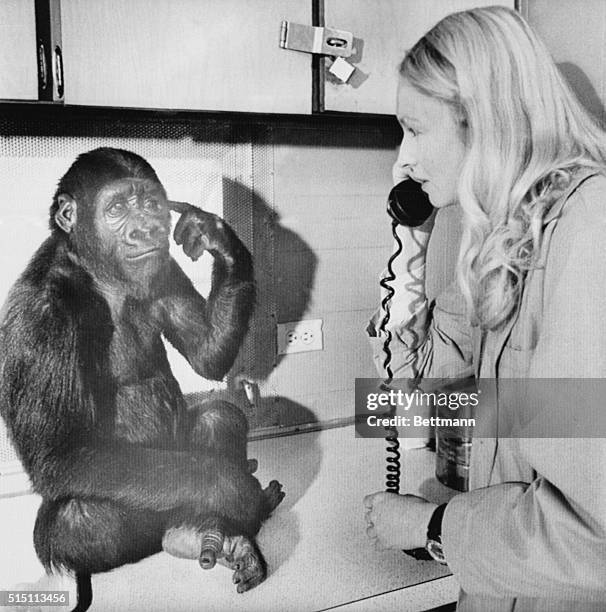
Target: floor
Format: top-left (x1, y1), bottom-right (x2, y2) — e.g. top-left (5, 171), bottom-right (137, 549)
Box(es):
top-left (0, 425), bottom-right (460, 611)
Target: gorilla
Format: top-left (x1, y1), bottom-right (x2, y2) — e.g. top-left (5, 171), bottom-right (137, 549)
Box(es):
top-left (0, 148), bottom-right (284, 611)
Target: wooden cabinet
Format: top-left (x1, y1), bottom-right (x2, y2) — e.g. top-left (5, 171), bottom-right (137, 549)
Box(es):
top-left (321, 0), bottom-right (516, 115)
top-left (60, 0), bottom-right (312, 113)
top-left (0, 0), bottom-right (38, 100)
top-left (0, 0), bottom-right (63, 103)
top-left (523, 0), bottom-right (606, 125)
top-left (2, 1), bottom-right (520, 113)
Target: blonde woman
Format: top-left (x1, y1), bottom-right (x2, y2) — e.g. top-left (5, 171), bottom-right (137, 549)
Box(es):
top-left (363, 6), bottom-right (606, 610)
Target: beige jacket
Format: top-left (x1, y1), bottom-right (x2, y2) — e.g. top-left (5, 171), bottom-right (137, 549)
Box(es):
top-left (368, 170), bottom-right (606, 611)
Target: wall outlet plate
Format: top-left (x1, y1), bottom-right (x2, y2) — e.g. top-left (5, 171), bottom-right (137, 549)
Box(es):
top-left (277, 319), bottom-right (323, 354)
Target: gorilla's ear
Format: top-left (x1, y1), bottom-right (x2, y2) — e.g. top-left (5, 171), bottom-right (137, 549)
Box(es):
top-left (55, 194), bottom-right (78, 234)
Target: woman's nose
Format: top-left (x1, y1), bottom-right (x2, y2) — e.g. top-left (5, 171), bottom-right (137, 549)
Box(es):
top-left (397, 135), bottom-right (417, 168)
top-left (392, 137), bottom-right (417, 183)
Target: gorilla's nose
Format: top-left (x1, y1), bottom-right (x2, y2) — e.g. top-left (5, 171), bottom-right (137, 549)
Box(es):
top-left (127, 227), bottom-right (151, 244)
top-left (128, 224), bottom-right (164, 245)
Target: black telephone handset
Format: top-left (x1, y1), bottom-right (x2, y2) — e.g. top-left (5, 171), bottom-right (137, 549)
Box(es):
top-left (382, 178), bottom-right (434, 560)
top-left (387, 179), bottom-right (434, 227)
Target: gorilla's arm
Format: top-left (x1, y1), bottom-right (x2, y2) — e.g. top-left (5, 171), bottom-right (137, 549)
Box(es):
top-left (156, 216), bottom-right (255, 381)
top-left (0, 241), bottom-right (261, 523)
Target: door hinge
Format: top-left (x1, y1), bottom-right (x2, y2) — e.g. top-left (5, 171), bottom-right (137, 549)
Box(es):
top-left (35, 0), bottom-right (63, 101)
top-left (279, 21), bottom-right (353, 58)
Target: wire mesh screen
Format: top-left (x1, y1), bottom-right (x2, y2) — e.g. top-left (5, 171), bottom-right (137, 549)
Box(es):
top-left (0, 112), bottom-right (402, 478)
top-left (0, 423), bottom-right (18, 466)
top-left (0, 117), bottom-right (261, 474)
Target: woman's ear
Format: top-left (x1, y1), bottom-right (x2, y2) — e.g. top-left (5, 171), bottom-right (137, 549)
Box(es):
top-left (55, 194), bottom-right (78, 234)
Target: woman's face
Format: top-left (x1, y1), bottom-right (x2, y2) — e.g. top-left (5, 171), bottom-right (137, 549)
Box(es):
top-left (394, 79), bottom-right (466, 208)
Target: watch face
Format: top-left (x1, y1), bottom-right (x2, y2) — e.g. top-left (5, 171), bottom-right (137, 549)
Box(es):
top-left (426, 539), bottom-right (446, 564)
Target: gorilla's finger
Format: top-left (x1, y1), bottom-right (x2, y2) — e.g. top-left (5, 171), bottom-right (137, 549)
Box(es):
top-left (184, 232), bottom-right (205, 261)
top-left (177, 224), bottom-right (195, 253)
top-left (168, 200), bottom-right (193, 215)
top-left (173, 212), bottom-right (189, 245)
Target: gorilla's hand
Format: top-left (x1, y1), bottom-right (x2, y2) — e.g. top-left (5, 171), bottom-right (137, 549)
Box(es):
top-left (169, 201), bottom-right (240, 265)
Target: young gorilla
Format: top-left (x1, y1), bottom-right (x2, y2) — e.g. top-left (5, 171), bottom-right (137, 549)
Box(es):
top-left (0, 148), bottom-right (284, 608)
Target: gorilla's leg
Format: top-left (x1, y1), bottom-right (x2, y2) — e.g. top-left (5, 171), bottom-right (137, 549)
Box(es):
top-left (186, 399), bottom-right (250, 468)
top-left (164, 400), bottom-right (284, 591)
top-left (183, 399), bottom-right (284, 515)
top-left (34, 498), bottom-right (166, 575)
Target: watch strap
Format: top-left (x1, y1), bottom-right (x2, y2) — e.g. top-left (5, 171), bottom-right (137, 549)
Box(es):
top-left (427, 503), bottom-right (447, 541)
top-left (402, 502), bottom-right (448, 562)
top-left (425, 503), bottom-right (448, 564)
top-left (402, 546), bottom-right (432, 560)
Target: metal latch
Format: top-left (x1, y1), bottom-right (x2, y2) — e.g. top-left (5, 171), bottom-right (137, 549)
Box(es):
top-left (279, 21), bottom-right (353, 58)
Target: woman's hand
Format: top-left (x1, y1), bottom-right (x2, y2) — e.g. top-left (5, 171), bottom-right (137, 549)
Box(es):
top-left (363, 492), bottom-right (438, 550)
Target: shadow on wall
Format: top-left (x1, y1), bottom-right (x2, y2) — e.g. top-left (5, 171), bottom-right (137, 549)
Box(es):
top-left (182, 177), bottom-right (324, 569)
top-left (558, 62), bottom-right (606, 126)
top-left (219, 178), bottom-right (319, 430)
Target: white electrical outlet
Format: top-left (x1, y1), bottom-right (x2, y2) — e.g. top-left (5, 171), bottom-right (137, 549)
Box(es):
top-left (277, 319), bottom-right (323, 354)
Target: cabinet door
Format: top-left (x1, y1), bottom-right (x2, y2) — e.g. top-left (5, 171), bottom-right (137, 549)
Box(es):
top-left (0, 0), bottom-right (37, 100)
top-left (61, 0), bottom-right (312, 113)
top-left (523, 0), bottom-right (606, 125)
top-left (322, 0), bottom-right (515, 115)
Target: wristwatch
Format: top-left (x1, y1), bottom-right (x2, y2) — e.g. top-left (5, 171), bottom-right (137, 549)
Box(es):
top-left (425, 503), bottom-right (447, 564)
top-left (402, 502), bottom-right (448, 563)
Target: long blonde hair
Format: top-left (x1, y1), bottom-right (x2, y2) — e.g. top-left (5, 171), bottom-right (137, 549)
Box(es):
top-left (400, 6), bottom-right (606, 330)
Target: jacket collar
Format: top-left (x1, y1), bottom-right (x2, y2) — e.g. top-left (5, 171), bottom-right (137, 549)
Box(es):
top-left (542, 168), bottom-right (599, 225)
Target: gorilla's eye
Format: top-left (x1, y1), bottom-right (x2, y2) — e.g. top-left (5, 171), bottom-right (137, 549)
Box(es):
top-left (107, 200), bottom-right (127, 215)
top-left (143, 198), bottom-right (160, 212)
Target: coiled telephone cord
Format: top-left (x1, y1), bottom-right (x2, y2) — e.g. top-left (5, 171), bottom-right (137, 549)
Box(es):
top-left (378, 220), bottom-right (403, 494)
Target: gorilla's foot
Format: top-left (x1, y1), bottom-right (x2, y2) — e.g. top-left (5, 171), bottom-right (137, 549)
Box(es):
top-left (162, 526), bottom-right (202, 559)
top-left (165, 527), bottom-right (268, 592)
top-left (264, 480), bottom-right (285, 512)
top-left (163, 518), bottom-right (226, 568)
top-left (199, 526), bottom-right (225, 570)
top-left (221, 535), bottom-right (267, 593)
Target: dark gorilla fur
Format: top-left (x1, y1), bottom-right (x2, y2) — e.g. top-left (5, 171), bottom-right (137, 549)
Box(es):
top-left (0, 148), bottom-right (281, 603)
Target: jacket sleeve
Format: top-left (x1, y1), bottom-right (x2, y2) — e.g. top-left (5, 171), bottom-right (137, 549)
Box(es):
top-left (367, 277), bottom-right (474, 381)
top-left (441, 180), bottom-right (606, 600)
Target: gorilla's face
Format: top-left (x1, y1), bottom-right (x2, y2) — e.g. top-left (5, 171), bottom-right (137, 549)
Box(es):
top-left (78, 177), bottom-right (172, 298)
